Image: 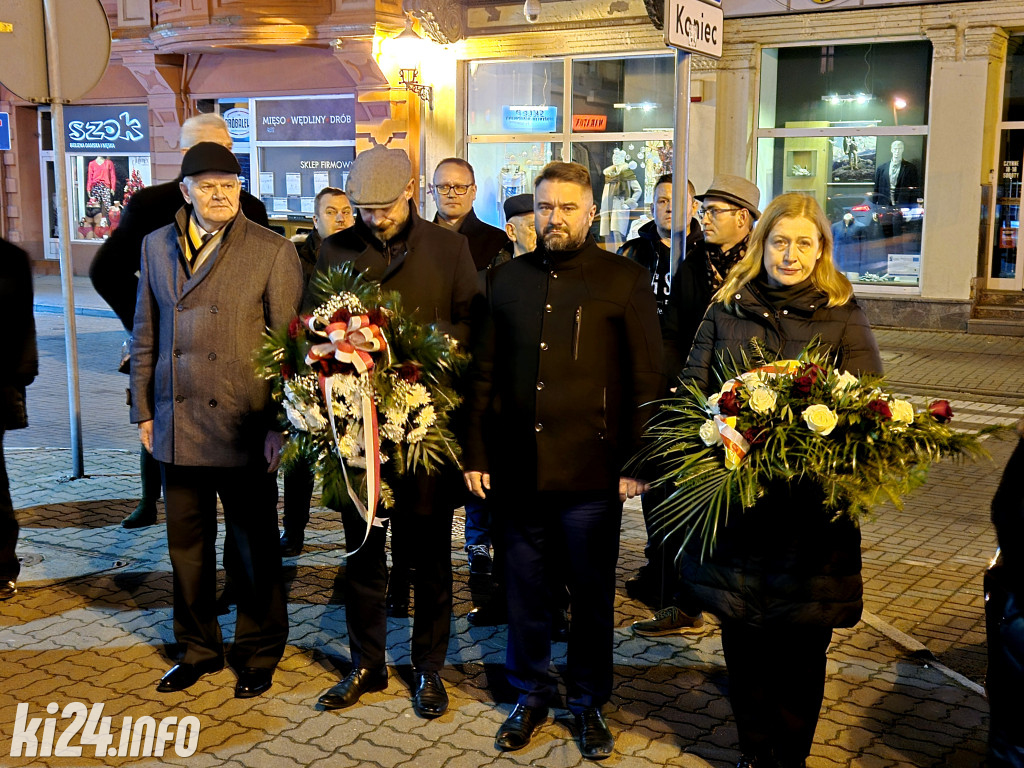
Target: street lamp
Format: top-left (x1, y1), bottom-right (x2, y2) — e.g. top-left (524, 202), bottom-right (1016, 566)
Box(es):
top-left (381, 17), bottom-right (434, 111)
top-left (892, 96), bottom-right (907, 126)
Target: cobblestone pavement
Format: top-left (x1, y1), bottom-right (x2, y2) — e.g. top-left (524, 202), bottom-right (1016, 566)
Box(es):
top-left (0, 278), bottom-right (1018, 766)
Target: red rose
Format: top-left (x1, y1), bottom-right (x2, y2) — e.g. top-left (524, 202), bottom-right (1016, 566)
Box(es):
top-left (329, 307), bottom-right (351, 325)
top-left (281, 362), bottom-right (295, 380)
top-left (718, 390), bottom-right (741, 417)
top-left (742, 427), bottom-right (767, 447)
top-left (793, 375), bottom-right (814, 396)
top-left (398, 361), bottom-right (422, 383)
top-left (867, 399), bottom-right (892, 419)
top-left (928, 399), bottom-right (953, 423)
top-left (288, 316), bottom-right (303, 340)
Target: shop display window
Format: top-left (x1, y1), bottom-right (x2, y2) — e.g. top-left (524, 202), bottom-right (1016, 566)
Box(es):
top-left (991, 131), bottom-right (1023, 282)
top-left (467, 60), bottom-right (564, 136)
top-left (756, 134), bottom-right (926, 287)
top-left (70, 154), bottom-right (151, 242)
top-left (466, 142), bottom-right (557, 227)
top-left (571, 56), bottom-right (674, 134)
top-left (1003, 36), bottom-right (1024, 123)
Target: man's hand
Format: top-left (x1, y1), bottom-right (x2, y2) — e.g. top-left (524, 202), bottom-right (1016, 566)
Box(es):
top-left (618, 476), bottom-right (650, 502)
top-left (265, 431), bottom-right (285, 473)
top-left (463, 470), bottom-right (490, 499)
top-left (138, 420), bottom-right (154, 454)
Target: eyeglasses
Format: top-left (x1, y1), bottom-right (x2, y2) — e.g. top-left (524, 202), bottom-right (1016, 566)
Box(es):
top-left (431, 183), bottom-right (473, 196)
top-left (699, 205), bottom-right (742, 220)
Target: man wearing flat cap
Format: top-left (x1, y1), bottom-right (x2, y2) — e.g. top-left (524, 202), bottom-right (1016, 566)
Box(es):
top-left (310, 145), bottom-right (478, 719)
top-left (130, 141), bottom-right (303, 699)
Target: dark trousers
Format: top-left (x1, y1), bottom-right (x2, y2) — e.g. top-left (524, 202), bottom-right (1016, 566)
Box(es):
top-left (0, 432), bottom-right (19, 583)
top-left (720, 622), bottom-right (833, 764)
top-left (282, 454), bottom-right (314, 534)
top-left (340, 470), bottom-right (454, 672)
top-left (503, 492), bottom-right (621, 714)
top-left (162, 463), bottom-right (288, 670)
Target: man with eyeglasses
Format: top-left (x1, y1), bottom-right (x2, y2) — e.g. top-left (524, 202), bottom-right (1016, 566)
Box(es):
top-left (430, 158), bottom-right (511, 622)
top-left (130, 142), bottom-right (303, 699)
top-left (311, 146), bottom-right (479, 720)
top-left (632, 174), bottom-right (762, 639)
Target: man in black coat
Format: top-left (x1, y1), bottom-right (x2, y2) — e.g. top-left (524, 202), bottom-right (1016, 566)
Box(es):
top-left (0, 238), bottom-right (38, 600)
top-left (463, 161), bottom-right (663, 760)
top-left (89, 113), bottom-right (269, 530)
top-left (311, 146), bottom-right (479, 720)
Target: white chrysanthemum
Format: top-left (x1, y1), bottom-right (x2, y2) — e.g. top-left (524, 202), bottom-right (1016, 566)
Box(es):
top-left (405, 383), bottom-right (431, 408)
top-left (416, 405), bottom-right (436, 428)
top-left (407, 425), bottom-right (429, 443)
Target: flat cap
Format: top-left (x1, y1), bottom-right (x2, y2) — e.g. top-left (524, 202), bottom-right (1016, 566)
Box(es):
top-left (345, 146), bottom-right (412, 208)
top-left (503, 193), bottom-right (534, 221)
top-left (180, 142), bottom-right (241, 178)
top-left (697, 174), bottom-right (762, 219)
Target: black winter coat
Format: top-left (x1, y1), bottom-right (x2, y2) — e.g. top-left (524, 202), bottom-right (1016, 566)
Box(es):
top-left (464, 237), bottom-right (664, 495)
top-left (90, 181), bottom-right (268, 331)
top-left (680, 276), bottom-right (883, 629)
top-left (436, 209), bottom-right (511, 273)
top-left (0, 238), bottom-right (37, 431)
top-left (310, 203), bottom-right (479, 345)
top-left (296, 230), bottom-right (322, 288)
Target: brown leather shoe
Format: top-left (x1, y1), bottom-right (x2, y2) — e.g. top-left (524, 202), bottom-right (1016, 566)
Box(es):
top-left (318, 667), bottom-right (388, 710)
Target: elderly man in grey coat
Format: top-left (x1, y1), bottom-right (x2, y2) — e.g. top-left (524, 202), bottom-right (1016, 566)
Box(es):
top-left (130, 142), bottom-right (303, 699)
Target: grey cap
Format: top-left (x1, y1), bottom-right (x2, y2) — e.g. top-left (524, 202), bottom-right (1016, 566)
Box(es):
top-left (503, 193), bottom-right (534, 221)
top-left (696, 174), bottom-right (762, 219)
top-left (345, 146), bottom-right (412, 208)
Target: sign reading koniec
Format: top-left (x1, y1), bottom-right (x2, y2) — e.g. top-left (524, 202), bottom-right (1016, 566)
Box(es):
top-left (254, 96), bottom-right (355, 143)
top-left (664, 0), bottom-right (723, 59)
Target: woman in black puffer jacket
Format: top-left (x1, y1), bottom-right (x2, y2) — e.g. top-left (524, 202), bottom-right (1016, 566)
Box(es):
top-left (680, 193), bottom-right (883, 768)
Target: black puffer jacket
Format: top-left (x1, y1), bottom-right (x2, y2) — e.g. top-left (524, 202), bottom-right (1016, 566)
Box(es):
top-left (680, 275), bottom-right (883, 628)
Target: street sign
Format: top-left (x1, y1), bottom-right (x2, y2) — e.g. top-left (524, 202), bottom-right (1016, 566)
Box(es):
top-left (665, 0), bottom-right (724, 59)
top-left (0, 113), bottom-right (10, 151)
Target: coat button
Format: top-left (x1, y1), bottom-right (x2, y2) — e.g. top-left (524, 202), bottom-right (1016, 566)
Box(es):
top-left (210, 305), bottom-right (219, 314)
top-left (535, 422), bottom-right (543, 432)
top-left (536, 381), bottom-right (545, 390)
top-left (763, 312), bottom-right (770, 318)
top-left (208, 352), bottom-right (217, 361)
top-left (176, 304), bottom-right (184, 312)
top-left (782, 310), bottom-right (789, 315)
top-left (540, 342), bottom-right (548, 350)
top-left (209, 399), bottom-right (217, 408)
top-left (545, 304), bottom-right (552, 313)
top-left (175, 395), bottom-right (184, 403)
top-left (551, 272), bottom-right (558, 279)
top-left (173, 349), bottom-right (181, 358)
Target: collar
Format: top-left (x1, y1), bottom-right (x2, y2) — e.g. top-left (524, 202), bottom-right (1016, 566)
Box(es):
top-left (526, 235), bottom-right (596, 270)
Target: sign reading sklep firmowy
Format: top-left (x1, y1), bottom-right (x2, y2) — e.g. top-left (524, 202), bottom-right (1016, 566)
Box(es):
top-left (664, 0), bottom-right (724, 59)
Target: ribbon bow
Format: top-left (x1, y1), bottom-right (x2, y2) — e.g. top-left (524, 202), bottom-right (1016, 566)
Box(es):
top-left (305, 314), bottom-right (387, 374)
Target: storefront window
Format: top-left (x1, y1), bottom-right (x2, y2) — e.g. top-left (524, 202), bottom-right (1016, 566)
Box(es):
top-left (467, 60), bottom-right (564, 136)
top-left (466, 54), bottom-right (673, 246)
top-left (62, 105), bottom-right (152, 243)
top-left (1004, 36), bottom-right (1024, 123)
top-left (757, 43), bottom-right (930, 289)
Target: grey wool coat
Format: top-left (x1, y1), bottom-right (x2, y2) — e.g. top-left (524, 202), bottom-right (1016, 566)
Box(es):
top-left (130, 207), bottom-right (303, 467)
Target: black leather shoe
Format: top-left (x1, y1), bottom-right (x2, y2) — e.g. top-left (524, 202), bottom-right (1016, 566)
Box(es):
top-left (280, 530), bottom-right (304, 557)
top-left (122, 504), bottom-right (157, 529)
top-left (466, 601), bottom-right (508, 627)
top-left (234, 667), bottom-right (273, 698)
top-left (318, 667), bottom-right (388, 710)
top-left (495, 703), bottom-right (548, 751)
top-left (576, 707), bottom-right (614, 760)
top-left (412, 671), bottom-right (448, 718)
top-left (156, 659), bottom-right (224, 692)
top-left (0, 580), bottom-right (16, 600)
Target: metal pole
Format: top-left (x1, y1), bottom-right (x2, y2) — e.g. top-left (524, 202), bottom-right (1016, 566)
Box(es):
top-left (43, 0), bottom-right (85, 478)
top-left (670, 50), bottom-right (692, 277)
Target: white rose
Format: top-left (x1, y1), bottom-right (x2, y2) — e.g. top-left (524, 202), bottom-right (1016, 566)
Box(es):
top-left (802, 404), bottom-right (838, 436)
top-left (831, 371), bottom-right (859, 396)
top-left (748, 386), bottom-right (778, 415)
top-left (699, 420), bottom-right (721, 446)
top-left (889, 399), bottom-right (915, 425)
top-left (706, 393), bottom-right (721, 415)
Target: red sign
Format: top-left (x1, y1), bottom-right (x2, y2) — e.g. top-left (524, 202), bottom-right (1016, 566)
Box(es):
top-left (572, 114), bottom-right (607, 132)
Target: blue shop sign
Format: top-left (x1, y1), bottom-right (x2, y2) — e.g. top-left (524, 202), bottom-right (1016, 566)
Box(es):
top-left (64, 105), bottom-right (150, 153)
top-left (0, 113), bottom-right (10, 151)
top-left (502, 105), bottom-right (558, 133)
top-left (254, 96), bottom-right (355, 143)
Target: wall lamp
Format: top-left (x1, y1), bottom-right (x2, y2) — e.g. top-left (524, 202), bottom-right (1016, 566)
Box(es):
top-left (383, 17), bottom-right (434, 111)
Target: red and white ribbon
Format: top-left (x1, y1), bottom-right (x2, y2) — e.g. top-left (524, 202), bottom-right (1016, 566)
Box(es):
top-left (305, 314), bottom-right (387, 374)
top-left (714, 414), bottom-right (750, 470)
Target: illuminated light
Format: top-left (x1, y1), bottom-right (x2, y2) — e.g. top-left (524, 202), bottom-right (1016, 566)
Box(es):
top-left (850, 205), bottom-right (870, 212)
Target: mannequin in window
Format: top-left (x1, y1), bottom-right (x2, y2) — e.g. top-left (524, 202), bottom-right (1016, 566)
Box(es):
top-left (873, 141), bottom-right (920, 207)
top-left (87, 156), bottom-right (117, 217)
top-left (600, 148), bottom-right (642, 248)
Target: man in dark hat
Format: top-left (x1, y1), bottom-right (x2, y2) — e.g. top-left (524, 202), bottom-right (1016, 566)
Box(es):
top-left (310, 145), bottom-right (479, 720)
top-left (493, 193), bottom-right (536, 265)
top-left (631, 173), bottom-right (761, 638)
top-left (130, 142), bottom-right (303, 699)
top-left (90, 113), bottom-right (269, 532)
